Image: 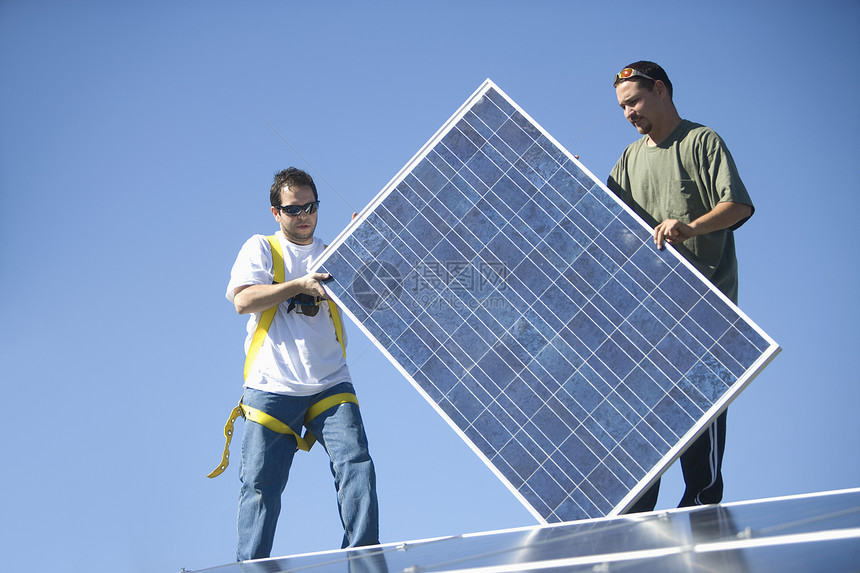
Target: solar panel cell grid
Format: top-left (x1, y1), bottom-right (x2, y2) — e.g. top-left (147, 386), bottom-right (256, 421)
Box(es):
top-left (315, 80), bottom-right (779, 523)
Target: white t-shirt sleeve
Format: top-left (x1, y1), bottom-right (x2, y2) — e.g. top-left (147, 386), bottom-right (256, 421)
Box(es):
top-left (226, 235), bottom-right (273, 303)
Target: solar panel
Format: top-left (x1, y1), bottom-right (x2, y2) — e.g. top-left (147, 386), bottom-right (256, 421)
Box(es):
top-left (314, 79), bottom-right (780, 523)
top-left (188, 488), bottom-right (860, 572)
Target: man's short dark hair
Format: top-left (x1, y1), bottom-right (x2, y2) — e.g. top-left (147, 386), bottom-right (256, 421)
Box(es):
top-left (619, 61), bottom-right (673, 99)
top-left (270, 167), bottom-right (318, 206)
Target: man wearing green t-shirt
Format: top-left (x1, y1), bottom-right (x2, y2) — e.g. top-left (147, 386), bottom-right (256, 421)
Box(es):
top-left (607, 61), bottom-right (754, 513)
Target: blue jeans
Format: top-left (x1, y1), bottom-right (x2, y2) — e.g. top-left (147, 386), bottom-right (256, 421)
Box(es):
top-left (236, 383), bottom-right (379, 561)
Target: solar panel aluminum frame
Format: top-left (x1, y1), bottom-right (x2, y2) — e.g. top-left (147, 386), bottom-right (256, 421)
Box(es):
top-left (312, 79), bottom-right (780, 523)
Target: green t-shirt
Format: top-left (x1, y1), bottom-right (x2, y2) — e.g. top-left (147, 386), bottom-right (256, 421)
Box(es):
top-left (607, 119), bottom-right (753, 303)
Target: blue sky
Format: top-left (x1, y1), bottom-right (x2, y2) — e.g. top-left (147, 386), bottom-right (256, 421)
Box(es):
top-left (1, 1), bottom-right (858, 572)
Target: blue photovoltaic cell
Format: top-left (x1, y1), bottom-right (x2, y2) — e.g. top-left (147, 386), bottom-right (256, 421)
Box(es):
top-left (314, 80), bottom-right (779, 523)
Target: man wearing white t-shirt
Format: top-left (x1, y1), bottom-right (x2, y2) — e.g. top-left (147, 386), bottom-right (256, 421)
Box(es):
top-left (226, 167), bottom-right (379, 561)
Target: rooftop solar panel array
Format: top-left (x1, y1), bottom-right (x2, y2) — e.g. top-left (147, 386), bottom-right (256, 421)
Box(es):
top-left (313, 79), bottom-right (779, 523)
top-left (191, 488), bottom-right (860, 572)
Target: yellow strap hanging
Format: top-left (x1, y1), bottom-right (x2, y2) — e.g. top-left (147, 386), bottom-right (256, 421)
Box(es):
top-left (208, 235), bottom-right (351, 478)
top-left (206, 403), bottom-right (244, 478)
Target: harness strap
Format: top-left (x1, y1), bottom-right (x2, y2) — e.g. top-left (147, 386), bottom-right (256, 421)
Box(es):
top-left (208, 234), bottom-right (350, 478)
top-left (242, 235), bottom-right (285, 380)
top-left (301, 392), bottom-right (358, 449)
top-left (327, 300), bottom-right (346, 358)
top-left (206, 403), bottom-right (244, 479)
top-left (207, 393), bottom-right (359, 478)
top-left (322, 243), bottom-right (346, 358)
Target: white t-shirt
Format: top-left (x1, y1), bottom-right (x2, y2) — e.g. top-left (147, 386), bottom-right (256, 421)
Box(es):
top-left (226, 231), bottom-right (350, 396)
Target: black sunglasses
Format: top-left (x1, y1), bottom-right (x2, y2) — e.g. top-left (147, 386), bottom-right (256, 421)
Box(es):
top-left (277, 201), bottom-right (320, 217)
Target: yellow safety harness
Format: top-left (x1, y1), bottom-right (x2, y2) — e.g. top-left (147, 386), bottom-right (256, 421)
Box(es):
top-left (208, 235), bottom-right (355, 478)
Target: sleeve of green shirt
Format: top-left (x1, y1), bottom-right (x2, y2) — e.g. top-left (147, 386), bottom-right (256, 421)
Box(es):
top-left (692, 126), bottom-right (754, 231)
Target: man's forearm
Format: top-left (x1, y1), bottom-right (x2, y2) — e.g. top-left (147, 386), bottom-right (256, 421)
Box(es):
top-left (233, 272), bottom-right (333, 315)
top-left (654, 201), bottom-right (752, 248)
top-left (688, 201), bottom-right (753, 236)
top-left (233, 282), bottom-right (303, 315)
